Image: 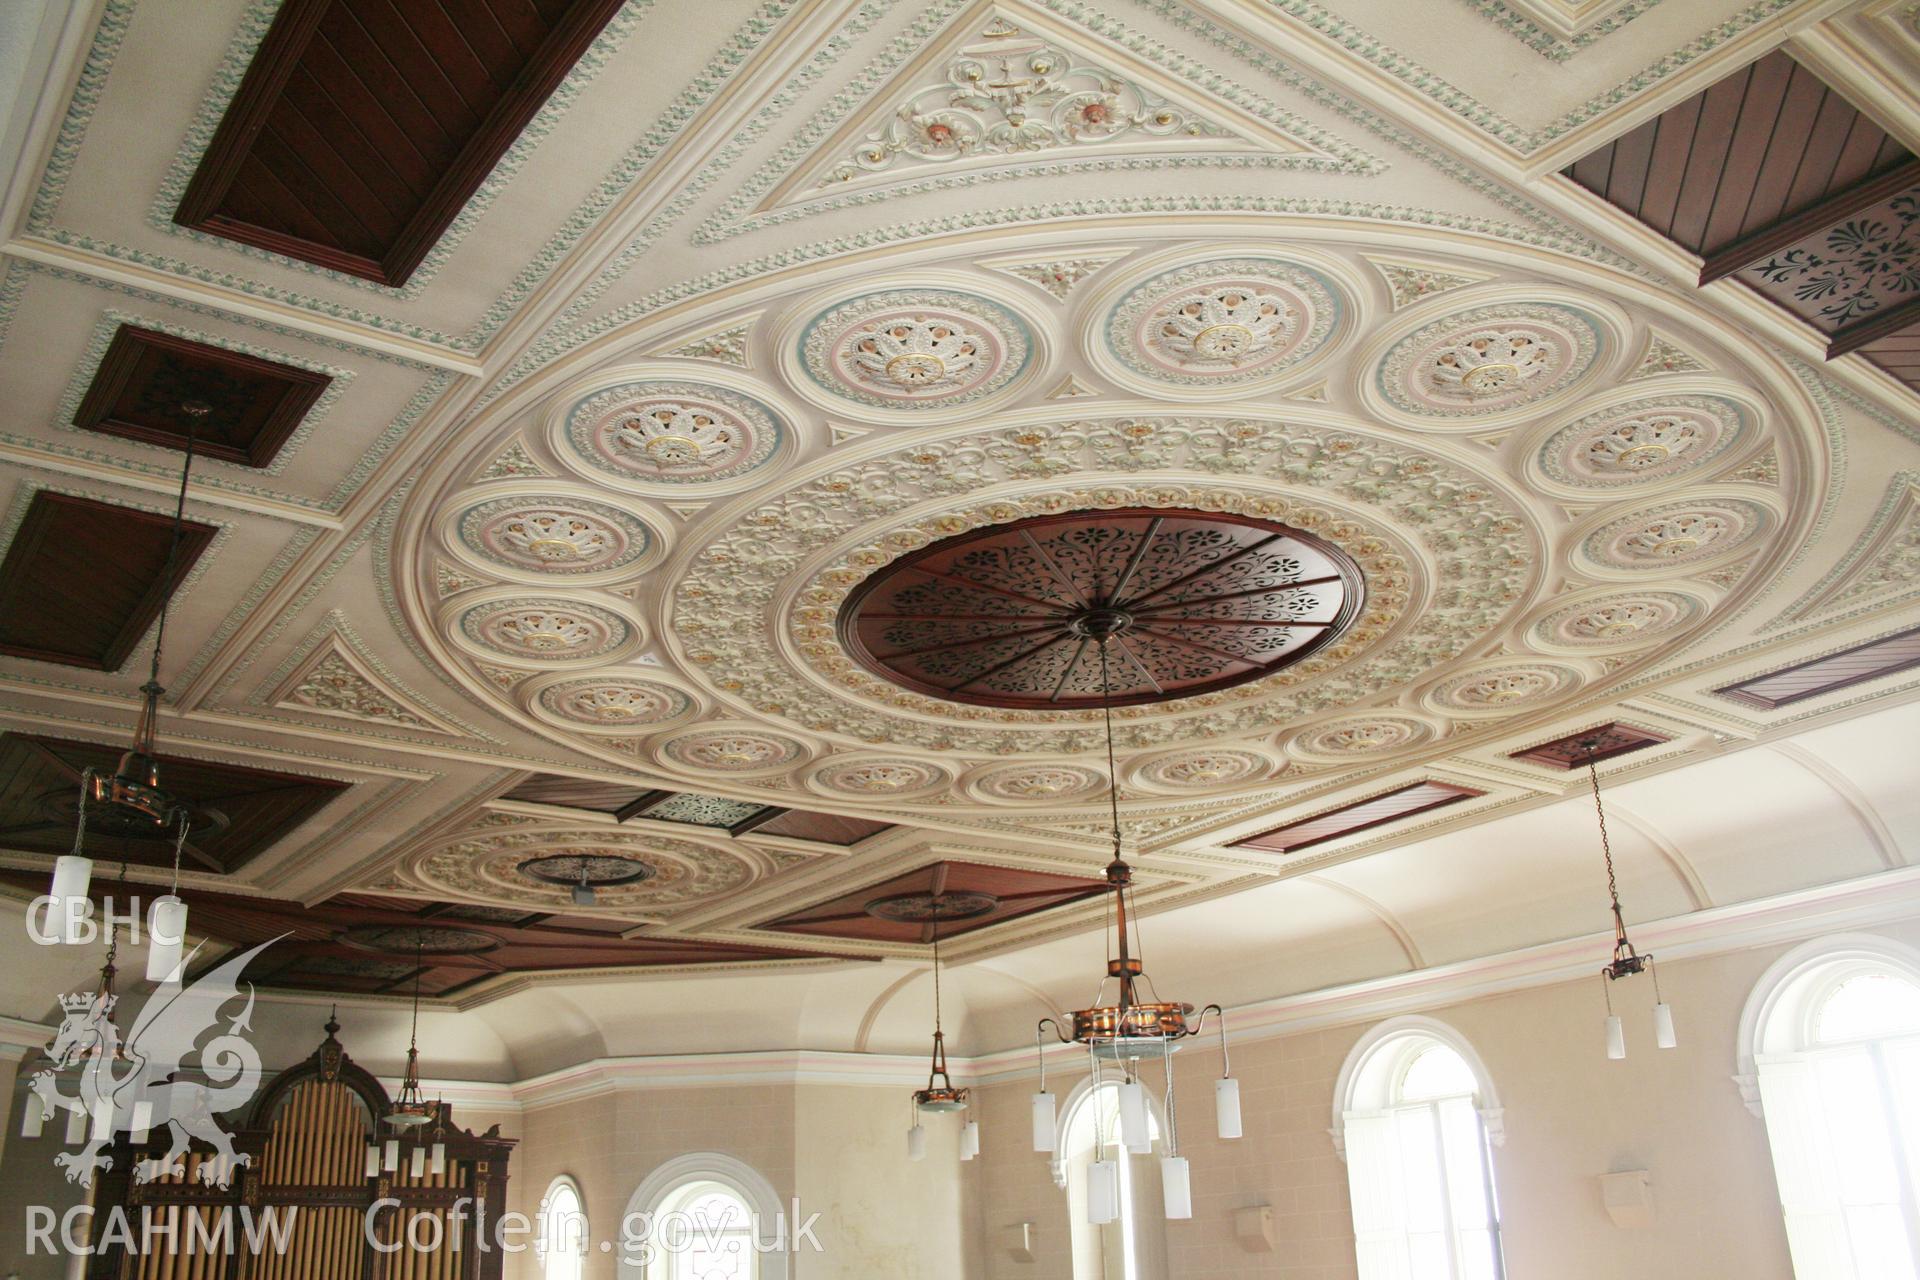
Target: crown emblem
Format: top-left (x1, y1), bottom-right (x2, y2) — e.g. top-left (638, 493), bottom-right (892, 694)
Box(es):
top-left (60, 991), bottom-right (110, 1015)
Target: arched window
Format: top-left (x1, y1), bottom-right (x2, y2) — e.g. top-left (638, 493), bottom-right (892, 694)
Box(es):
top-left (1740, 935), bottom-right (1920, 1279)
top-left (1333, 1017), bottom-right (1506, 1280)
top-left (622, 1153), bottom-right (787, 1280)
top-left (1054, 1080), bottom-right (1168, 1280)
top-left (538, 1176), bottom-right (587, 1280)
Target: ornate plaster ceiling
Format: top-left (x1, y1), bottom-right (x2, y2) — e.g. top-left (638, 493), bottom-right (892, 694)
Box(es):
top-left (0, 0), bottom-right (1917, 1043)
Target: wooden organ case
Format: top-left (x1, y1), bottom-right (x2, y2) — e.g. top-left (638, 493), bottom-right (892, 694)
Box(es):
top-left (90, 1017), bottom-right (515, 1279)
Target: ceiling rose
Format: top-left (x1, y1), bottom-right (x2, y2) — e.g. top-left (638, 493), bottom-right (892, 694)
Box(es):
top-left (558, 379), bottom-right (784, 490)
top-left (798, 288), bottom-right (1032, 409)
top-left (836, 508), bottom-right (1364, 709)
top-left (1536, 395), bottom-right (1750, 490)
top-left (1377, 302), bottom-right (1602, 419)
top-left (1102, 257), bottom-right (1340, 388)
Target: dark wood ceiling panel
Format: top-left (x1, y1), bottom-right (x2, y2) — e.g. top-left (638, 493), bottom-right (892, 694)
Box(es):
top-left (0, 733), bottom-right (348, 874)
top-left (494, 782), bottom-right (898, 846)
top-left (1716, 627), bottom-right (1920, 710)
top-left (1232, 781), bottom-right (1482, 855)
top-left (0, 493), bottom-right (216, 670)
top-left (751, 809), bottom-right (895, 847)
top-left (175, 0), bottom-right (628, 285)
top-left (0, 879), bottom-right (852, 997)
top-left (759, 860), bottom-right (1107, 943)
top-left (1508, 723), bottom-right (1672, 769)
top-left (1567, 52), bottom-right (1912, 260)
top-left (499, 773), bottom-right (653, 815)
top-left (72, 325), bottom-right (331, 468)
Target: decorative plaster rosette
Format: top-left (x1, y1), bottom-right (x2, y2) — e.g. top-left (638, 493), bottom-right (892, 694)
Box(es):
top-left (408, 828), bottom-right (759, 915)
top-left (1288, 714), bottom-right (1436, 762)
top-left (798, 289), bottom-right (1032, 409)
top-left (657, 727), bottom-right (809, 774)
top-left (1536, 395), bottom-right (1748, 490)
top-left (455, 496), bottom-right (655, 577)
top-left (560, 379), bottom-right (783, 489)
top-left (668, 416), bottom-right (1538, 755)
top-left (1579, 498), bottom-right (1772, 572)
top-left (533, 676), bottom-right (693, 729)
top-left (456, 599), bottom-right (632, 664)
top-left (967, 762), bottom-right (1109, 804)
top-left (1377, 303), bottom-right (1601, 419)
top-left (1103, 257), bottom-right (1340, 388)
top-left (1425, 661), bottom-right (1584, 716)
top-left (803, 754), bottom-right (952, 799)
top-left (1529, 590), bottom-right (1704, 652)
top-left (1128, 746), bottom-right (1278, 793)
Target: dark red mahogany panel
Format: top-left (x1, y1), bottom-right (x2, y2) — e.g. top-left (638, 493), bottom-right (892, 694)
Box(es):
top-left (838, 508), bottom-right (1364, 710)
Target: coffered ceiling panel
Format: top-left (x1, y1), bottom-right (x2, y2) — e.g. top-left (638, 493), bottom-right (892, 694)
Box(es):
top-left (0, 493), bottom-right (216, 670)
top-left (72, 324), bottom-right (332, 468)
top-left (0, 733), bottom-right (348, 875)
top-left (759, 860), bottom-right (1109, 944)
top-left (175, 0), bottom-right (630, 284)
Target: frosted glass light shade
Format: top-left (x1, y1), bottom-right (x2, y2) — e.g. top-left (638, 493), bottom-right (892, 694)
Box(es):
top-left (1605, 1014), bottom-right (1626, 1060)
top-left (49, 856), bottom-right (92, 943)
top-left (1653, 1002), bottom-right (1677, 1049)
top-left (1216, 1076), bottom-right (1243, 1140)
top-left (1119, 1081), bottom-right (1150, 1152)
top-left (410, 1145), bottom-right (426, 1178)
top-left (1031, 1091), bottom-right (1056, 1152)
top-left (1088, 1160), bottom-right (1119, 1225)
top-left (1162, 1156), bottom-right (1192, 1219)
top-left (20, 1100), bottom-right (44, 1138)
top-left (90, 1096), bottom-right (114, 1142)
top-left (146, 896), bottom-right (187, 983)
top-left (383, 1139), bottom-right (400, 1172)
top-left (961, 1120), bottom-right (980, 1161)
top-left (129, 1101), bottom-right (152, 1144)
top-left (64, 1106), bottom-right (88, 1144)
top-left (429, 1142), bottom-right (446, 1175)
top-left (907, 1124), bottom-right (927, 1162)
top-left (365, 1145), bottom-right (380, 1178)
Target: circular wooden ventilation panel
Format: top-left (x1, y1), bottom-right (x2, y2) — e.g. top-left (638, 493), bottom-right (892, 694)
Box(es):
top-left (838, 508), bottom-right (1364, 709)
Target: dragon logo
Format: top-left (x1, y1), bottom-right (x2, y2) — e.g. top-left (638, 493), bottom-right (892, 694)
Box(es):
top-left (27, 938), bottom-right (281, 1188)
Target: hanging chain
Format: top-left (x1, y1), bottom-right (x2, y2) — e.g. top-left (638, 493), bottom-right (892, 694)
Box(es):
top-left (1585, 750), bottom-right (1620, 916)
top-left (146, 409), bottom-right (202, 691)
top-left (71, 769), bottom-right (93, 857)
top-left (931, 913), bottom-right (942, 1037)
top-left (167, 808), bottom-right (190, 894)
top-left (1098, 640), bottom-right (1122, 860)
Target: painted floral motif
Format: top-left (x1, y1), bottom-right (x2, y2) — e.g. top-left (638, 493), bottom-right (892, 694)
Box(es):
top-left (817, 22), bottom-right (1234, 188)
top-left (459, 498), bottom-right (651, 575)
top-left (973, 763), bottom-right (1107, 802)
top-left (1625, 335), bottom-right (1708, 380)
top-left (1135, 749), bottom-right (1272, 790)
top-left (459, 601), bottom-right (629, 662)
top-left (811, 759), bottom-right (950, 796)
top-left (644, 793), bottom-right (768, 827)
top-left (1106, 258), bottom-right (1338, 386)
top-left (661, 730), bottom-right (806, 772)
top-left (436, 560), bottom-right (482, 598)
top-left (1533, 592), bottom-right (1701, 648)
top-left (666, 324), bottom-right (750, 366)
top-left (1748, 195), bottom-right (1920, 329)
top-left (563, 381), bottom-right (782, 487)
top-left (1291, 716), bottom-right (1433, 758)
top-left (1372, 260), bottom-right (1483, 309)
top-left (477, 440), bottom-right (548, 480)
top-left (1538, 396), bottom-right (1746, 489)
top-left (1585, 500), bottom-right (1770, 569)
top-left (280, 650), bottom-right (433, 730)
top-left (802, 290), bottom-right (1029, 409)
top-left (537, 678), bottom-right (690, 727)
top-left (1380, 304), bottom-right (1599, 417)
top-left (1429, 662), bottom-right (1582, 713)
top-left (993, 256), bottom-right (1121, 300)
